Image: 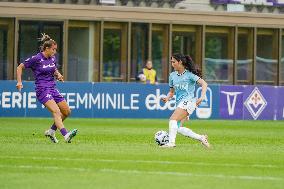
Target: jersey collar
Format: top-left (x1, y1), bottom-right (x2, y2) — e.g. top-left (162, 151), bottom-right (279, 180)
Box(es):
top-left (176, 70), bottom-right (187, 76)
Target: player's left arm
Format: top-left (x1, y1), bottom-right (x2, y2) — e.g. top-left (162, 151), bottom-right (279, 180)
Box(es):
top-left (54, 69), bottom-right (64, 82)
top-left (196, 78), bottom-right (207, 106)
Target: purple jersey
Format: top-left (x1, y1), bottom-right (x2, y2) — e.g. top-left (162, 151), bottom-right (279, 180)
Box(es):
top-left (23, 52), bottom-right (65, 105)
top-left (24, 52), bottom-right (57, 89)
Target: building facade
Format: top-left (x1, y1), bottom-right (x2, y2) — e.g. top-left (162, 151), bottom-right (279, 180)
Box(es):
top-left (0, 0), bottom-right (284, 85)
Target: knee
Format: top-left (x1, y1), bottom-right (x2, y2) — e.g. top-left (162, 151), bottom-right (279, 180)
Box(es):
top-left (62, 108), bottom-right (71, 117)
top-left (169, 116), bottom-right (175, 121)
top-left (169, 117), bottom-right (177, 122)
top-left (51, 108), bottom-right (61, 118)
top-left (169, 114), bottom-right (178, 121)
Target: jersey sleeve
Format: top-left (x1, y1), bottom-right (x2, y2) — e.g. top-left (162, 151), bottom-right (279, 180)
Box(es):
top-left (23, 55), bottom-right (38, 69)
top-left (189, 72), bottom-right (200, 83)
top-left (169, 73), bottom-right (173, 88)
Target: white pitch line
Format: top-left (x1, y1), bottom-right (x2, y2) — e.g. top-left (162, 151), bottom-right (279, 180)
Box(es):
top-left (0, 164), bottom-right (282, 181)
top-left (0, 155), bottom-right (281, 169)
top-left (0, 164), bottom-right (89, 172)
top-left (100, 169), bottom-right (284, 181)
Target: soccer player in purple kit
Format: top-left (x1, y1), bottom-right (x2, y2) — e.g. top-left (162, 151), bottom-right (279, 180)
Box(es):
top-left (16, 33), bottom-right (78, 143)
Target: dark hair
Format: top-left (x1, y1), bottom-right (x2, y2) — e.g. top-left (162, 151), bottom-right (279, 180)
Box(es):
top-left (38, 33), bottom-right (57, 51)
top-left (171, 53), bottom-right (202, 78)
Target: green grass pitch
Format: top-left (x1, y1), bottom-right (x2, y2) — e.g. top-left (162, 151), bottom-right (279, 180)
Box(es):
top-left (0, 118), bottom-right (283, 189)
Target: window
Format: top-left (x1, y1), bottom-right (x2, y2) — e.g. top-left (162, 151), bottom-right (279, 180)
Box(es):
top-left (0, 19), bottom-right (14, 80)
top-left (256, 29), bottom-right (278, 85)
top-left (131, 23), bottom-right (149, 80)
top-left (236, 28), bottom-right (253, 84)
top-left (152, 24), bottom-right (169, 82)
top-left (281, 30), bottom-right (284, 85)
top-left (103, 22), bottom-right (128, 82)
top-left (205, 26), bottom-right (234, 84)
top-left (0, 26), bottom-right (7, 80)
top-left (68, 21), bottom-right (99, 81)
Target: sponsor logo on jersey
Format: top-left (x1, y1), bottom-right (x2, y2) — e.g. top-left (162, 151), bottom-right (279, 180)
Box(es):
top-left (43, 63), bottom-right (55, 69)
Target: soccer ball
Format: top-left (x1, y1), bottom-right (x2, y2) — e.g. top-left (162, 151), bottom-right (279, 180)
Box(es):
top-left (154, 130), bottom-right (169, 146)
top-left (138, 74), bottom-right (146, 82)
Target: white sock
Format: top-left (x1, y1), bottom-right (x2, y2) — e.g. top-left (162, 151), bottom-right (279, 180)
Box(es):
top-left (64, 133), bottom-right (70, 140)
top-left (169, 120), bottom-right (178, 144)
top-left (49, 129), bottom-right (55, 135)
top-left (178, 127), bottom-right (202, 141)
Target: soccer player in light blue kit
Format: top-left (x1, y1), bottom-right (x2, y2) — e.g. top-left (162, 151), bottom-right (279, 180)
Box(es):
top-left (16, 33), bottom-right (78, 143)
top-left (161, 53), bottom-right (210, 148)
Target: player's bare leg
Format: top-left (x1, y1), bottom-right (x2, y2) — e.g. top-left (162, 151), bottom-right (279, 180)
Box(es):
top-left (48, 100), bottom-right (71, 131)
top-left (161, 108), bottom-right (188, 148)
top-left (44, 100), bottom-right (77, 143)
top-left (44, 100), bottom-right (62, 143)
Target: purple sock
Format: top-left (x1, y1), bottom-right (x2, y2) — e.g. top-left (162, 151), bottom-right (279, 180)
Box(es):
top-left (51, 124), bottom-right (57, 131)
top-left (60, 128), bottom-right (68, 136)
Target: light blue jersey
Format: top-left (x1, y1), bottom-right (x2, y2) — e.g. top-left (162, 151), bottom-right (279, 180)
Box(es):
top-left (169, 70), bottom-right (200, 106)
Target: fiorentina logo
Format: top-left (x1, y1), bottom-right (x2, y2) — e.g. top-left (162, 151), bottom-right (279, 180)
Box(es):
top-left (244, 87), bottom-right (267, 120)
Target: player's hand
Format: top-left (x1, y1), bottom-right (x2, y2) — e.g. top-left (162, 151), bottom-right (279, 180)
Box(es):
top-left (196, 98), bottom-right (204, 107)
top-left (16, 82), bottom-right (23, 91)
top-left (161, 97), bottom-right (169, 103)
top-left (56, 73), bottom-right (64, 82)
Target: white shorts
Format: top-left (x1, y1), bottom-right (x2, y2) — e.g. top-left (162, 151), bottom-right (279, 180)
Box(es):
top-left (177, 99), bottom-right (196, 115)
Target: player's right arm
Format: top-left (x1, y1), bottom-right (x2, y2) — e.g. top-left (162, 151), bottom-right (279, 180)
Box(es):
top-left (16, 55), bottom-right (38, 91)
top-left (162, 72), bottom-right (174, 103)
top-left (16, 63), bottom-right (25, 91)
top-left (161, 88), bottom-right (174, 103)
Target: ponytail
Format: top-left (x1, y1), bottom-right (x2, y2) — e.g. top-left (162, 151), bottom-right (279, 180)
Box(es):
top-left (184, 55), bottom-right (202, 78)
top-left (38, 33), bottom-right (56, 51)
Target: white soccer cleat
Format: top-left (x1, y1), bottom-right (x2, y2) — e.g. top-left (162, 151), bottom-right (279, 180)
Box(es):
top-left (160, 143), bottom-right (176, 148)
top-left (200, 135), bottom-right (210, 148)
top-left (64, 129), bottom-right (78, 143)
top-left (44, 130), bottom-right (58, 143)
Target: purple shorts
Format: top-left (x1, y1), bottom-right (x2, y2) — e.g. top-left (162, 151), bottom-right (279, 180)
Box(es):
top-left (36, 87), bottom-right (65, 105)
